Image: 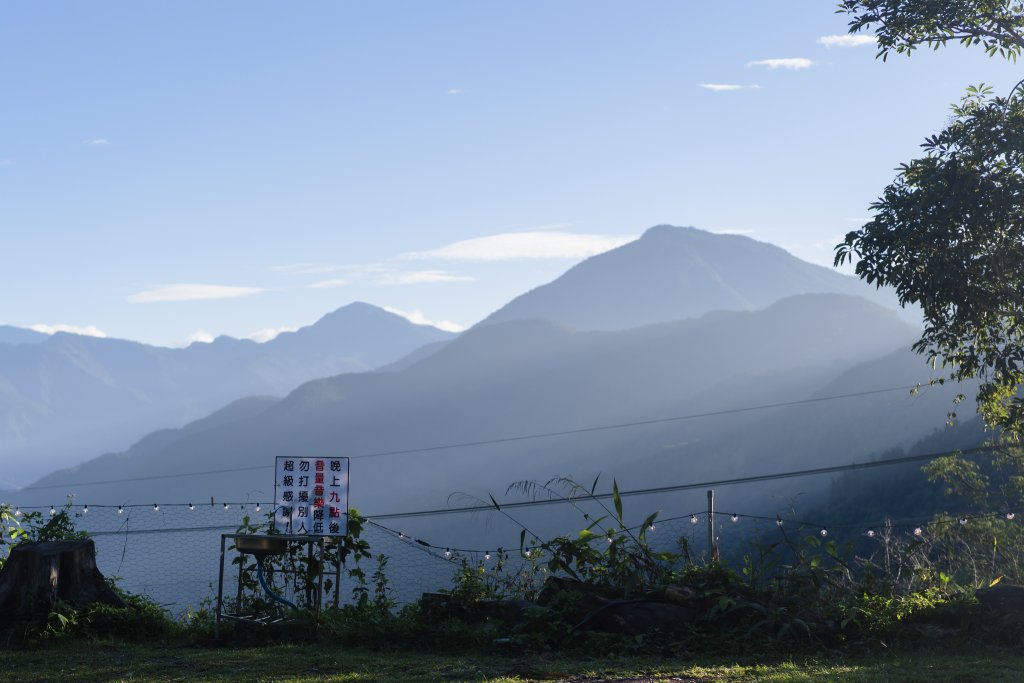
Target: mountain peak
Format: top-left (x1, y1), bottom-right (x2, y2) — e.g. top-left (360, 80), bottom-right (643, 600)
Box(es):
top-left (479, 224), bottom-right (902, 331)
top-left (640, 224), bottom-right (699, 239)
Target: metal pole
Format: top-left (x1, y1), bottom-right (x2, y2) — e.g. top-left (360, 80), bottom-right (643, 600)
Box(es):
top-left (215, 534), bottom-right (226, 638)
top-left (707, 489), bottom-right (718, 562)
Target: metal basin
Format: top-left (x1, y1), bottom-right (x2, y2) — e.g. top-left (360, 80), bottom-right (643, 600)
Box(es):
top-left (234, 535), bottom-right (287, 557)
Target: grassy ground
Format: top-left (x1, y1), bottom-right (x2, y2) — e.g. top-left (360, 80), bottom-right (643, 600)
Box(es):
top-left (2, 642), bottom-right (1022, 683)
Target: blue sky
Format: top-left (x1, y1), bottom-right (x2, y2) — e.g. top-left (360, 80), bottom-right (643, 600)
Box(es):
top-left (1, 1), bottom-right (1019, 346)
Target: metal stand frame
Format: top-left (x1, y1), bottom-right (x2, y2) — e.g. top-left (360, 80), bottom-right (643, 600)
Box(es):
top-left (214, 533), bottom-right (342, 637)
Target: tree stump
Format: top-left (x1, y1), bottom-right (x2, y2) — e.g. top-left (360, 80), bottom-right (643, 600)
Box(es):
top-left (0, 539), bottom-right (125, 624)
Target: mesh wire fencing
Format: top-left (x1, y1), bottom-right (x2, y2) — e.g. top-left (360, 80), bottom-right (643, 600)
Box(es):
top-left (5, 500), bottom-right (802, 617)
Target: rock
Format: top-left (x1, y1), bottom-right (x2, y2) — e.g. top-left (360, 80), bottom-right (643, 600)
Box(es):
top-left (575, 599), bottom-right (696, 636)
top-left (975, 583), bottom-right (1024, 625)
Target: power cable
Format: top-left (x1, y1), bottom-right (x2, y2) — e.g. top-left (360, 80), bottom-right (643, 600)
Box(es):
top-left (16, 383), bottom-right (923, 491)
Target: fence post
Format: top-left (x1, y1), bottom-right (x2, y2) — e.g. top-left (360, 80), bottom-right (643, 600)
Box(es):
top-left (707, 489), bottom-right (719, 562)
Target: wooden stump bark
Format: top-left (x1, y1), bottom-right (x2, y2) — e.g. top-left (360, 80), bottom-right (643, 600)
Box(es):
top-left (0, 539), bottom-right (125, 623)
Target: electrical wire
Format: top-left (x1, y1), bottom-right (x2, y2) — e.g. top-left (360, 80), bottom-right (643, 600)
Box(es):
top-left (15, 383), bottom-right (923, 491)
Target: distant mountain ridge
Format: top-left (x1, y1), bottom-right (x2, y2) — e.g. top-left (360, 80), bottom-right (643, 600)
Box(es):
top-left (0, 302), bottom-right (454, 487)
top-left (0, 325), bottom-right (48, 346)
top-left (17, 294), bottom-right (941, 524)
top-left (481, 225), bottom-right (913, 330)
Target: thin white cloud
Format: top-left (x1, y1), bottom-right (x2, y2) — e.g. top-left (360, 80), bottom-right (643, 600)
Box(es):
top-left (85, 138), bottom-right (109, 145)
top-left (270, 263), bottom-right (339, 275)
top-left (712, 229), bottom-right (756, 236)
top-left (0, 158), bottom-right (10, 166)
top-left (307, 278), bottom-right (350, 289)
top-left (247, 326), bottom-right (299, 343)
top-left (378, 270), bottom-right (474, 285)
top-left (447, 88), bottom-right (464, 95)
top-left (699, 83), bottom-right (760, 92)
top-left (401, 231), bottom-right (637, 262)
top-left (747, 58), bottom-right (814, 70)
top-left (188, 329), bottom-right (215, 344)
top-left (818, 34), bottom-right (876, 48)
top-left (127, 284), bottom-right (266, 303)
top-left (382, 306), bottom-right (466, 333)
top-left (29, 323), bottom-right (107, 338)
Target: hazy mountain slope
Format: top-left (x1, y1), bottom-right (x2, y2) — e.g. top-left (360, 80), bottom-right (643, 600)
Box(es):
top-left (0, 303), bottom-right (453, 485)
top-left (18, 295), bottom-right (928, 530)
top-left (480, 225), bottom-right (912, 331)
top-left (0, 326), bottom-right (48, 346)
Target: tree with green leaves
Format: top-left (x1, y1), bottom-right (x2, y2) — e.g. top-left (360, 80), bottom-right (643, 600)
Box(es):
top-left (834, 1), bottom-right (1024, 441)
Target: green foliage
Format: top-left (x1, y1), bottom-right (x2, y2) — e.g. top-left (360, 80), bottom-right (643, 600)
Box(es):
top-left (508, 477), bottom-right (670, 597)
top-left (18, 498), bottom-right (90, 544)
top-left (228, 507), bottom-right (373, 616)
top-left (0, 503), bottom-right (27, 570)
top-left (834, 4), bottom-right (1024, 438)
top-left (839, 0), bottom-right (1024, 60)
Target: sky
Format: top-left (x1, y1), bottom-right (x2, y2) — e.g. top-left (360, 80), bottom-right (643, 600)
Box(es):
top-left (1, 1), bottom-right (1020, 347)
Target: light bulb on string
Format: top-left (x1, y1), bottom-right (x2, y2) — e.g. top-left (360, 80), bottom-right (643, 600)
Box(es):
top-left (83, 505), bottom-right (89, 514)
top-left (1007, 512), bottom-right (1016, 520)
top-left (959, 517), bottom-right (968, 526)
top-left (49, 506), bottom-right (55, 516)
top-left (648, 524), bottom-right (656, 532)
top-left (820, 528), bottom-right (829, 537)
top-left (607, 535), bottom-right (614, 544)
top-left (117, 505), bottom-right (123, 514)
top-left (690, 515), bottom-right (698, 525)
top-left (866, 529), bottom-right (876, 538)
top-left (14, 508), bottom-right (20, 517)
top-left (444, 548), bottom-right (452, 559)
top-left (914, 527), bottom-right (923, 536)
top-left (223, 503), bottom-right (229, 510)
top-left (255, 503), bottom-right (261, 513)
top-left (776, 517), bottom-right (783, 527)
top-left (399, 532), bottom-right (405, 540)
top-left (484, 551), bottom-right (491, 561)
top-left (731, 514), bottom-right (739, 523)
top-left (153, 504), bottom-right (159, 512)
top-left (188, 503), bottom-right (195, 511)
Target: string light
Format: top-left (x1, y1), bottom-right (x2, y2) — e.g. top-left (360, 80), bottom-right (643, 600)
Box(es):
top-left (9, 498), bottom-right (1020, 560)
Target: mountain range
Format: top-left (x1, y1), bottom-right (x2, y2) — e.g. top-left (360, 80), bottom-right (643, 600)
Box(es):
top-left (0, 303), bottom-right (454, 487)
top-left (10, 225), bottom-right (971, 547)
